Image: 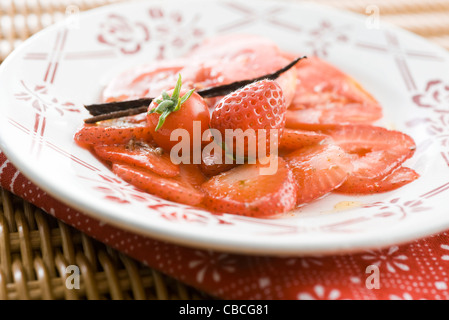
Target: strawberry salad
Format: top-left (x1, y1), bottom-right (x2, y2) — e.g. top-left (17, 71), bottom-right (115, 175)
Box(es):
top-left (75, 34), bottom-right (418, 218)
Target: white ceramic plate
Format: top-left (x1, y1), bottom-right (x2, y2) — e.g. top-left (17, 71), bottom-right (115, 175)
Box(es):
top-left (1, 0), bottom-right (449, 256)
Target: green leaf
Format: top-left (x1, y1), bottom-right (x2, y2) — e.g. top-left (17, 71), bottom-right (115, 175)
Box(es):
top-left (155, 109), bottom-right (171, 131)
top-left (155, 100), bottom-right (174, 113)
top-left (180, 88), bottom-right (195, 105)
top-left (161, 91), bottom-right (170, 101)
top-left (173, 97), bottom-right (181, 112)
top-left (171, 74), bottom-right (182, 100)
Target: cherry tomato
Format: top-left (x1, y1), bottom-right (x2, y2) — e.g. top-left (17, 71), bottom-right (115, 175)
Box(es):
top-left (146, 77), bottom-right (210, 153)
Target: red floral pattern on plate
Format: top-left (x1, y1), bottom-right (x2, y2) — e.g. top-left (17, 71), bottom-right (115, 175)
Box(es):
top-left (97, 9), bottom-right (204, 58)
top-left (148, 7), bottom-right (204, 59)
top-left (78, 171), bottom-right (237, 227)
top-left (13, 81), bottom-right (79, 156)
top-left (14, 81), bottom-right (78, 117)
top-left (413, 79), bottom-right (449, 112)
top-left (98, 14), bottom-right (150, 54)
top-left (305, 20), bottom-right (350, 57)
top-left (409, 80), bottom-right (449, 166)
top-left (363, 197), bottom-right (431, 219)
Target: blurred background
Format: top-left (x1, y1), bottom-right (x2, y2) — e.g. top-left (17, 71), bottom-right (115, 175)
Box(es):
top-left (1, 0), bottom-right (449, 62)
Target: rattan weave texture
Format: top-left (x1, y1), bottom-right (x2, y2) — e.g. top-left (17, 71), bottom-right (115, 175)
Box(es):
top-left (0, 189), bottom-right (209, 299)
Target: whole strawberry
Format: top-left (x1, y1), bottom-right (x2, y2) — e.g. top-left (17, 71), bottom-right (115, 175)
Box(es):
top-left (210, 80), bottom-right (287, 161)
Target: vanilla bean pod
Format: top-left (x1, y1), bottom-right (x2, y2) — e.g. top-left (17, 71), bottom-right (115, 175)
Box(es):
top-left (83, 55), bottom-right (306, 123)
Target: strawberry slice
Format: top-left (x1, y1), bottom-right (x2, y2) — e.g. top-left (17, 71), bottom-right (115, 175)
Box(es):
top-left (280, 128), bottom-right (331, 153)
top-left (201, 158), bottom-right (297, 217)
top-left (103, 35), bottom-right (297, 107)
top-left (94, 142), bottom-right (179, 178)
top-left (112, 163), bottom-right (204, 206)
top-left (337, 166), bottom-right (419, 194)
top-left (286, 56), bottom-right (382, 130)
top-left (286, 104), bottom-right (383, 130)
top-left (183, 34), bottom-right (298, 107)
top-left (325, 125), bottom-right (416, 191)
top-left (284, 144), bottom-right (353, 204)
top-left (102, 60), bottom-right (187, 102)
top-left (179, 164), bottom-right (207, 189)
top-left (74, 115), bottom-right (153, 146)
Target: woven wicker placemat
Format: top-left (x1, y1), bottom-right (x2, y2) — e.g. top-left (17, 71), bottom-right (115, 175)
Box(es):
top-left (0, 189), bottom-right (211, 300)
top-left (0, 0), bottom-right (448, 300)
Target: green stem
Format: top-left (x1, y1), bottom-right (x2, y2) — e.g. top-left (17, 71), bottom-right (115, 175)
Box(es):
top-left (147, 74), bottom-right (195, 131)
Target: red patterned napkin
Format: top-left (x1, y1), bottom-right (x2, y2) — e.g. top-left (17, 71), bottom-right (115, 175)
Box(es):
top-left (1, 151), bottom-right (449, 300)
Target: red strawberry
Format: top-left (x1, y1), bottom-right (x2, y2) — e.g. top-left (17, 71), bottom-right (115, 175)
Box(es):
top-left (284, 144), bottom-right (353, 204)
top-left (285, 56), bottom-right (382, 130)
top-left (94, 142), bottom-right (179, 178)
top-left (337, 166), bottom-right (419, 194)
top-left (324, 125), bottom-right (416, 191)
top-left (210, 80), bottom-right (287, 160)
top-left (75, 115), bottom-right (153, 146)
top-left (112, 163), bottom-right (204, 206)
top-left (279, 128), bottom-right (331, 153)
top-left (201, 158), bottom-right (297, 217)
